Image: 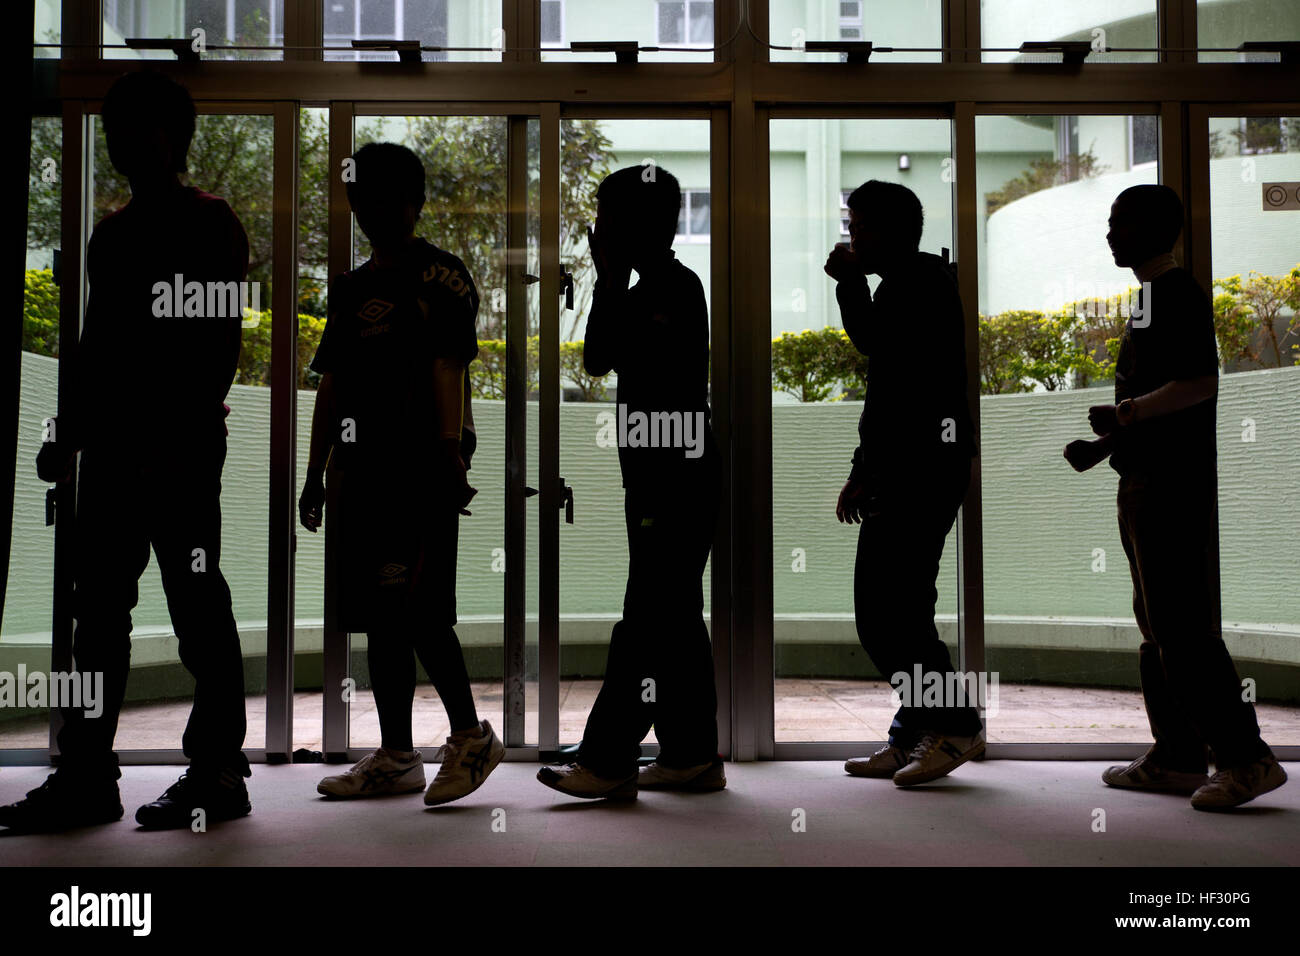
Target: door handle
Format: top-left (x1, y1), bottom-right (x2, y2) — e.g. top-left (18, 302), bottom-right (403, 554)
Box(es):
top-left (560, 263), bottom-right (574, 311)
top-left (560, 480), bottom-right (574, 524)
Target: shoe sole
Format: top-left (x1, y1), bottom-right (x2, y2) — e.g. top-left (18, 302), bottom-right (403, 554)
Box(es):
top-left (893, 741), bottom-right (986, 787)
top-left (536, 769), bottom-right (638, 800)
top-left (135, 802), bottom-right (251, 830)
top-left (845, 763), bottom-right (903, 779)
top-left (424, 741), bottom-right (507, 807)
top-left (1102, 773), bottom-right (1206, 796)
top-left (317, 783), bottom-right (426, 800)
top-left (638, 770), bottom-right (726, 792)
top-left (1191, 769), bottom-right (1287, 811)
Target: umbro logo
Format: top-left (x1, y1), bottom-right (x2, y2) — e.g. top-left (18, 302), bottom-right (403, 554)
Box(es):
top-left (358, 298), bottom-right (394, 322)
top-left (379, 563), bottom-right (408, 577)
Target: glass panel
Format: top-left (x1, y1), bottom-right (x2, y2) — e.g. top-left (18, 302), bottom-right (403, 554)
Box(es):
top-left (84, 109), bottom-right (274, 751)
top-left (770, 0), bottom-right (943, 63)
top-left (557, 118), bottom-right (713, 746)
top-left (1198, 0), bottom-right (1300, 62)
top-left (770, 118), bottom-right (958, 742)
top-left (324, 0), bottom-right (502, 63)
top-left (541, 0), bottom-right (715, 62)
top-left (34, 0), bottom-right (60, 58)
top-left (342, 115), bottom-right (512, 750)
top-left (1207, 115), bottom-right (1300, 745)
top-left (976, 113), bottom-right (1155, 744)
top-left (981, 0), bottom-right (1157, 63)
top-left (1, 116), bottom-right (62, 750)
top-left (102, 0), bottom-right (285, 60)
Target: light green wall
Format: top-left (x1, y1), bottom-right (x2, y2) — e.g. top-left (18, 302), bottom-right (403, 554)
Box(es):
top-left (7, 352), bottom-right (1299, 645)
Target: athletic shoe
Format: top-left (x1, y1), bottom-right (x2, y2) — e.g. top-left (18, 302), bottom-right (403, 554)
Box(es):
top-left (1102, 752), bottom-right (1209, 795)
top-left (638, 758), bottom-right (726, 791)
top-left (536, 763), bottom-right (637, 800)
top-left (1191, 757), bottom-right (1287, 811)
top-left (893, 730), bottom-right (986, 787)
top-left (845, 745), bottom-right (909, 779)
top-left (317, 747), bottom-right (426, 799)
top-left (0, 771), bottom-right (123, 833)
top-left (135, 767), bottom-right (251, 830)
top-left (424, 720), bottom-right (504, 806)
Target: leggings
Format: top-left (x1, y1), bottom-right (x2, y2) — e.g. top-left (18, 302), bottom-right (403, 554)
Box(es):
top-left (366, 625), bottom-right (479, 751)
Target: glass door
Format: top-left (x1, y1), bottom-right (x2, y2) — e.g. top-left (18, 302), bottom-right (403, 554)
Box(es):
top-left (322, 104), bottom-right (542, 760)
top-left (767, 110), bottom-right (962, 753)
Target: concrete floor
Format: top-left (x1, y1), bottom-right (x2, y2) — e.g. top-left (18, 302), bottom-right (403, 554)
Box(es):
top-left (0, 760), bottom-right (1294, 866)
top-left (2, 680), bottom-right (1297, 751)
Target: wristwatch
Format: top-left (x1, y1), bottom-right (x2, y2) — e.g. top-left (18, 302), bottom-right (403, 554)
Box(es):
top-left (1116, 398), bottom-right (1138, 427)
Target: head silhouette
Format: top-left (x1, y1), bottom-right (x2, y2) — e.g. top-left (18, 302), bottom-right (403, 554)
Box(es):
top-left (1108, 184), bottom-right (1183, 268)
top-left (346, 142), bottom-right (426, 250)
top-left (102, 71), bottom-right (196, 186)
top-left (594, 164), bottom-right (682, 270)
top-left (845, 180), bottom-right (924, 275)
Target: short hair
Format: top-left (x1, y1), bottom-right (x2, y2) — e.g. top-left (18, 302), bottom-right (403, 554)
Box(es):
top-left (845, 180), bottom-right (924, 251)
top-left (345, 142), bottom-right (427, 209)
top-left (102, 71), bottom-right (196, 174)
top-left (1115, 184), bottom-right (1184, 251)
top-left (596, 164), bottom-right (682, 249)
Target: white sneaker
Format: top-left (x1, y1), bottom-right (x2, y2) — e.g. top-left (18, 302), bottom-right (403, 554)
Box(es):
top-left (424, 720), bottom-right (505, 806)
top-left (1191, 757), bottom-right (1287, 811)
top-left (638, 759), bottom-right (726, 791)
top-left (893, 731), bottom-right (986, 787)
top-left (317, 747), bottom-right (425, 799)
top-left (845, 745), bottom-right (909, 779)
top-left (536, 763), bottom-right (638, 800)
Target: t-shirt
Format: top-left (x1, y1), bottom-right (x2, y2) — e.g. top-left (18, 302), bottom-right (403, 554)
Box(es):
top-left (74, 185), bottom-right (248, 455)
top-left (1109, 268), bottom-right (1219, 478)
top-left (835, 251), bottom-right (976, 493)
top-left (583, 250), bottom-right (717, 495)
top-left (310, 238), bottom-right (480, 478)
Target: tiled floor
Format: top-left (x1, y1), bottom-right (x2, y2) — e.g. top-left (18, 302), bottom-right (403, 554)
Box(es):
top-left (1, 679), bottom-right (1296, 751)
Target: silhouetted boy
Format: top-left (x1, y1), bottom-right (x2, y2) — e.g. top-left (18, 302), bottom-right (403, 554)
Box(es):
top-left (2, 71), bottom-right (252, 832)
top-left (537, 164), bottom-right (722, 799)
top-left (299, 142), bottom-right (503, 805)
top-left (1064, 184), bottom-right (1285, 810)
top-left (824, 180), bottom-right (984, 786)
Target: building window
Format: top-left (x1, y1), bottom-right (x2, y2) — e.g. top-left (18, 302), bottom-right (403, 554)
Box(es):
top-left (839, 189), bottom-right (853, 237)
top-left (325, 0), bottom-right (447, 61)
top-left (541, 0), bottom-right (564, 47)
top-left (677, 189), bottom-right (711, 241)
top-left (839, 0), bottom-right (863, 40)
top-left (657, 0), bottom-right (713, 46)
top-left (1129, 115), bottom-right (1159, 168)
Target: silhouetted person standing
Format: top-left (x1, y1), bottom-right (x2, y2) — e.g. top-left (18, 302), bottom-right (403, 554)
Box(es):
top-left (825, 181), bottom-right (984, 787)
top-left (1064, 184), bottom-right (1285, 810)
top-left (537, 165), bottom-right (722, 799)
top-left (299, 142), bottom-right (504, 805)
top-left (1, 72), bottom-right (252, 832)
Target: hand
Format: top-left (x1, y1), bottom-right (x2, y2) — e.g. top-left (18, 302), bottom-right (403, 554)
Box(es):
top-left (588, 224), bottom-right (630, 292)
top-left (299, 472), bottom-right (325, 532)
top-left (433, 442), bottom-right (477, 515)
top-left (1063, 439), bottom-right (1108, 473)
top-left (836, 479), bottom-right (869, 524)
top-left (1087, 404), bottom-right (1119, 437)
top-left (824, 242), bottom-right (864, 284)
top-left (36, 439), bottom-right (75, 484)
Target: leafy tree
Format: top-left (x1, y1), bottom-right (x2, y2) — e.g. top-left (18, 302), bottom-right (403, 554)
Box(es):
top-left (772, 328), bottom-right (862, 402)
top-left (986, 149), bottom-right (1107, 217)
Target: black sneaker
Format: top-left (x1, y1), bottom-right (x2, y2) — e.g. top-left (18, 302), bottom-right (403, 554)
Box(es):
top-left (135, 767), bottom-right (251, 830)
top-left (0, 771), bottom-right (124, 833)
